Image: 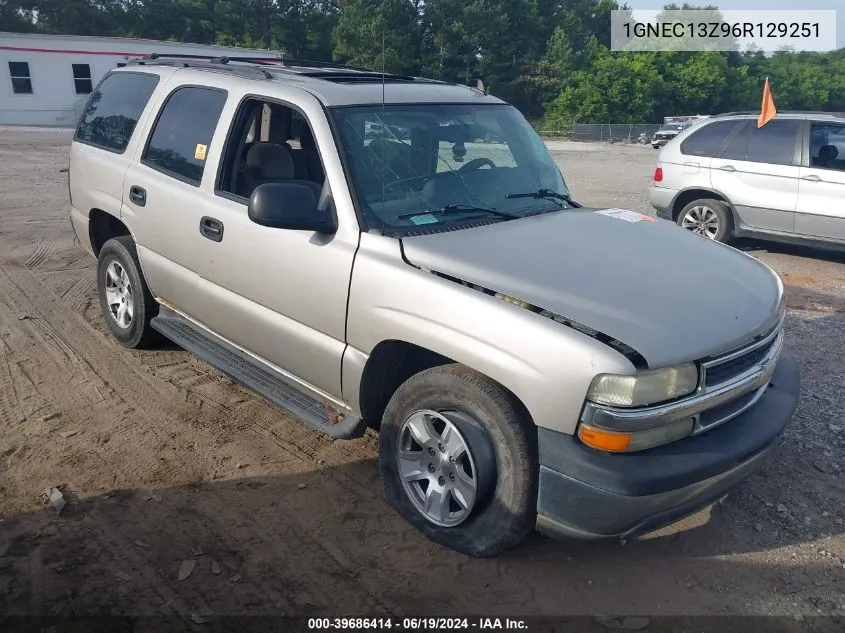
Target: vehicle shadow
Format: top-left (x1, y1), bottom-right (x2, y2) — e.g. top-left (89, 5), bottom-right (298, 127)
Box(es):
top-left (2, 300), bottom-right (841, 621)
top-left (735, 237), bottom-right (845, 266)
top-left (1, 460), bottom-right (842, 620)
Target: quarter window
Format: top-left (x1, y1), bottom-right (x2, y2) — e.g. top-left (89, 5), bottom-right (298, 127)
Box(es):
top-left (143, 86), bottom-right (228, 185)
top-left (8, 61), bottom-right (32, 94)
top-left (680, 121), bottom-right (739, 157)
top-left (75, 72), bottom-right (160, 153)
top-left (72, 64), bottom-right (93, 94)
top-left (719, 121), bottom-right (751, 161)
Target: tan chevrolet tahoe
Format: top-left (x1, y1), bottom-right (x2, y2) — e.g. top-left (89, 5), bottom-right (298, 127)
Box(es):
top-left (69, 55), bottom-right (800, 557)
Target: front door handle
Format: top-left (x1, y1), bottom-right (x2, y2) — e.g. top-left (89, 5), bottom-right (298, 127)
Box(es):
top-left (718, 164), bottom-right (736, 172)
top-left (128, 185), bottom-right (146, 206)
top-left (200, 216), bottom-right (224, 242)
top-left (801, 174), bottom-right (822, 182)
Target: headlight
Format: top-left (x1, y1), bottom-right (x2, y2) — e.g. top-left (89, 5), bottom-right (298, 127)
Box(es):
top-left (587, 363), bottom-right (699, 408)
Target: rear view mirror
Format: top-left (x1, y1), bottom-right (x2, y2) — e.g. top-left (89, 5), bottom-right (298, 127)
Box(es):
top-left (247, 182), bottom-right (337, 233)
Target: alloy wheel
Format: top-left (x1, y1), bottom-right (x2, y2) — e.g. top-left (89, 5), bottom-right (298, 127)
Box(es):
top-left (103, 260), bottom-right (134, 329)
top-left (681, 205), bottom-right (720, 239)
top-left (396, 409), bottom-right (479, 527)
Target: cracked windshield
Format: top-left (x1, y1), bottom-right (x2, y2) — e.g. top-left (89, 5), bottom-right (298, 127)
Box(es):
top-left (332, 104), bottom-right (571, 230)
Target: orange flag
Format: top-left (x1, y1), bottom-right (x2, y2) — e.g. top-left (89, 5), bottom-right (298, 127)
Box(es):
top-left (758, 77), bottom-right (777, 128)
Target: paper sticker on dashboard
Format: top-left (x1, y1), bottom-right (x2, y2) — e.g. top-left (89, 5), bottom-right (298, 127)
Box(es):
top-left (410, 214), bottom-right (439, 225)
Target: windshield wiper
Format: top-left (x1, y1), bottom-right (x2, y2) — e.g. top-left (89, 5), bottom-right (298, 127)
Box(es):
top-left (506, 189), bottom-right (579, 207)
top-left (397, 204), bottom-right (519, 221)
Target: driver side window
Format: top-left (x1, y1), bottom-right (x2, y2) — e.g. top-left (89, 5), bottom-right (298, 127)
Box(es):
top-left (216, 98), bottom-right (327, 205)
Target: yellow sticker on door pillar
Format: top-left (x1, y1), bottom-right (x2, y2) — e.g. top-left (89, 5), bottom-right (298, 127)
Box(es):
top-left (194, 144), bottom-right (208, 161)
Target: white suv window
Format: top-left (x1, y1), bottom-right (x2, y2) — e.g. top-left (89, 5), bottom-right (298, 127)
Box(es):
top-left (810, 123), bottom-right (845, 172)
top-left (745, 120), bottom-right (800, 166)
top-left (680, 121), bottom-right (740, 157)
top-left (142, 86), bottom-right (228, 185)
top-left (75, 72), bottom-right (159, 153)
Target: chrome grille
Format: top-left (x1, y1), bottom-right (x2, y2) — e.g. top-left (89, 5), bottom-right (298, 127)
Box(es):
top-left (705, 338), bottom-right (776, 386)
top-left (698, 387), bottom-right (760, 431)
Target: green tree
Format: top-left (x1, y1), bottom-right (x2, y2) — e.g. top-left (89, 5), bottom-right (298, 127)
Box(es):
top-left (422, 0), bottom-right (544, 111)
top-left (545, 45), bottom-right (665, 124)
top-left (0, 0), bottom-right (36, 32)
top-left (332, 0), bottom-right (421, 74)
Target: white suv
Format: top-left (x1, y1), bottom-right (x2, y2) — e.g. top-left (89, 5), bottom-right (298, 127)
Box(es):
top-left (649, 112), bottom-right (845, 249)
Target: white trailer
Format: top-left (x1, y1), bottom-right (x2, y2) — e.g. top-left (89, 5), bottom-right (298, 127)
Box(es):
top-left (0, 32), bottom-right (279, 127)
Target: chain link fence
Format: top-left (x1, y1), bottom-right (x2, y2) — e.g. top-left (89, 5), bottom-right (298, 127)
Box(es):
top-left (534, 123), bottom-right (663, 143)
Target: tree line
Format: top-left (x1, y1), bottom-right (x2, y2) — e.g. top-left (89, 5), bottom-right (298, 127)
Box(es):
top-left (2, 0), bottom-right (843, 125)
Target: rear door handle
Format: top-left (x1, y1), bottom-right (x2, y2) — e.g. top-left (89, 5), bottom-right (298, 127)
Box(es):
top-left (128, 185), bottom-right (146, 206)
top-left (200, 216), bottom-right (224, 242)
top-left (801, 174), bottom-right (822, 182)
top-left (718, 164), bottom-right (736, 172)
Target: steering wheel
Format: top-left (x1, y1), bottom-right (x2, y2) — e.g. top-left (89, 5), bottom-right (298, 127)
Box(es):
top-left (458, 157), bottom-right (495, 172)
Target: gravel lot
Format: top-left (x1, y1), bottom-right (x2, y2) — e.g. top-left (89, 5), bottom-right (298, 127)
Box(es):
top-left (0, 128), bottom-right (843, 624)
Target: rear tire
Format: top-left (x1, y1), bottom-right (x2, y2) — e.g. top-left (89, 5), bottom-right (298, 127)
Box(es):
top-left (379, 364), bottom-right (537, 557)
top-left (677, 198), bottom-right (733, 243)
top-left (96, 236), bottom-right (160, 348)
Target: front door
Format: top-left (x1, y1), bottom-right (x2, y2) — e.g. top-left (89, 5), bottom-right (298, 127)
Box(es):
top-left (185, 92), bottom-right (358, 400)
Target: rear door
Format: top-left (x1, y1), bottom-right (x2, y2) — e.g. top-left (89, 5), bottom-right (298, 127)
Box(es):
top-left (667, 120), bottom-right (740, 189)
top-left (710, 118), bottom-right (802, 234)
top-left (795, 121), bottom-right (845, 241)
top-left (120, 74), bottom-right (229, 318)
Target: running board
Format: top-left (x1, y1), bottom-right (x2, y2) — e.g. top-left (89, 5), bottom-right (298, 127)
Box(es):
top-left (150, 308), bottom-right (367, 440)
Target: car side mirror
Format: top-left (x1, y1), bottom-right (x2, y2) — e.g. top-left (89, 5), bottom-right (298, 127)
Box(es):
top-left (247, 182), bottom-right (337, 233)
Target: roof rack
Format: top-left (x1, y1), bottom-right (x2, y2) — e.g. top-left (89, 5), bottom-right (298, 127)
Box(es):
top-left (714, 110), bottom-right (845, 118)
top-left (128, 54), bottom-right (280, 79)
top-left (146, 52), bottom-right (281, 62)
top-left (128, 53), bottom-right (438, 85)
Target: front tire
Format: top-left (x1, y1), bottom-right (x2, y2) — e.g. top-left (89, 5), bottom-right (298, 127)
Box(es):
top-left (677, 198), bottom-right (734, 243)
top-left (96, 236), bottom-right (160, 348)
top-left (379, 365), bottom-right (537, 557)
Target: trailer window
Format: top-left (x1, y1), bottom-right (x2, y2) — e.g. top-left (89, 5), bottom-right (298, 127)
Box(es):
top-left (72, 64), bottom-right (93, 94)
top-left (8, 61), bottom-right (32, 94)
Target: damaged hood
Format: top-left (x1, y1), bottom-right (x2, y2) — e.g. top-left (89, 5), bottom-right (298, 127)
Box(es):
top-left (400, 209), bottom-right (783, 368)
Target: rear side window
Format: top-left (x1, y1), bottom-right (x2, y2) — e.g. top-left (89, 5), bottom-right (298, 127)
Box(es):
top-left (680, 121), bottom-right (740, 157)
top-left (745, 120), bottom-right (801, 166)
top-left (720, 121), bottom-right (751, 160)
top-left (75, 72), bottom-right (159, 153)
top-left (142, 86), bottom-right (228, 185)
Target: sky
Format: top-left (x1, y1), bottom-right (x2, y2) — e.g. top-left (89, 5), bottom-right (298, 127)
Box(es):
top-left (624, 0), bottom-right (844, 49)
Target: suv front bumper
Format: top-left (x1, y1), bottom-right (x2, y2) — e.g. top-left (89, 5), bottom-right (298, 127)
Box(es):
top-left (536, 351), bottom-right (800, 540)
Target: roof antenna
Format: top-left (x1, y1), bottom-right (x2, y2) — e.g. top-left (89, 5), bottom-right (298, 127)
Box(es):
top-left (380, 25), bottom-right (386, 236)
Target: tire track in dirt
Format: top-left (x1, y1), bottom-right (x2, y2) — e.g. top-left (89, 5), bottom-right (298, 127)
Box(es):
top-left (0, 259), bottom-right (410, 615)
top-left (24, 239), bottom-right (56, 270)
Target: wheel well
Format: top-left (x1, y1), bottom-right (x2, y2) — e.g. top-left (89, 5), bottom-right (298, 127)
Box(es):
top-left (89, 209), bottom-right (130, 256)
top-left (358, 341), bottom-right (535, 432)
top-left (359, 341), bottom-right (452, 429)
top-left (671, 190), bottom-right (728, 221)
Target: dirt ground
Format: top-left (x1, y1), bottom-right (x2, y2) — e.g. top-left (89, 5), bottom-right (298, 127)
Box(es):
top-left (1, 128), bottom-right (843, 624)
